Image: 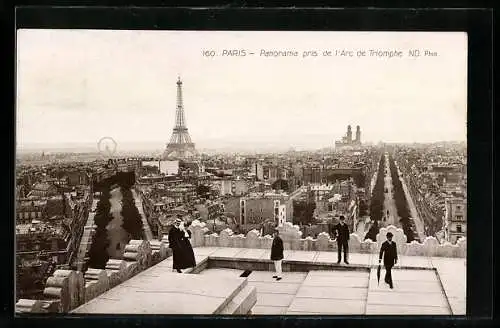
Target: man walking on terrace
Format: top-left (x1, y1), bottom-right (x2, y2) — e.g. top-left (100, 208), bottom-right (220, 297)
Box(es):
top-left (379, 232), bottom-right (398, 289)
top-left (334, 215), bottom-right (350, 264)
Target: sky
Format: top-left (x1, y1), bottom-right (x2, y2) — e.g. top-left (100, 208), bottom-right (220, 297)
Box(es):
top-left (16, 30), bottom-right (467, 150)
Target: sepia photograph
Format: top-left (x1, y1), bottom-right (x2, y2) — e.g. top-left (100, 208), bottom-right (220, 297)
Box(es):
top-left (15, 29), bottom-right (467, 315)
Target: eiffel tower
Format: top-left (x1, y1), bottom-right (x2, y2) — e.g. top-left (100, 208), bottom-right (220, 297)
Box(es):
top-left (163, 77), bottom-right (197, 160)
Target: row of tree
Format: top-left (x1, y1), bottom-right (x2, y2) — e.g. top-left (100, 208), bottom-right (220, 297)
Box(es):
top-left (388, 154), bottom-right (415, 242)
top-left (88, 189), bottom-right (113, 269)
top-left (120, 186), bottom-right (145, 240)
top-left (365, 154), bottom-right (385, 241)
top-left (87, 185), bottom-right (145, 269)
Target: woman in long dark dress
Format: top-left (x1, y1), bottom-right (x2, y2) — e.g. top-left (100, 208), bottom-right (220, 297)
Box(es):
top-left (168, 218), bottom-right (196, 273)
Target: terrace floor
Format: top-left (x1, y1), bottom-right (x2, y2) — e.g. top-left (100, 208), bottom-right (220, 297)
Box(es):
top-left (73, 247), bottom-right (466, 315)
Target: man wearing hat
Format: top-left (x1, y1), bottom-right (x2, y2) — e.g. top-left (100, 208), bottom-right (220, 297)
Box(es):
top-left (379, 232), bottom-right (398, 289)
top-left (270, 229), bottom-right (284, 281)
top-left (333, 215), bottom-right (350, 264)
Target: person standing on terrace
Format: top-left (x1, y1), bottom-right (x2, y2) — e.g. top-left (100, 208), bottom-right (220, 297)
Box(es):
top-left (333, 215), bottom-right (350, 264)
top-left (270, 229), bottom-right (284, 281)
top-left (168, 217), bottom-right (196, 273)
top-left (379, 232), bottom-right (398, 289)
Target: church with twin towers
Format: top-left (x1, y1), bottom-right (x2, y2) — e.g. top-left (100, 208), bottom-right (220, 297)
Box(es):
top-left (335, 124), bottom-right (362, 148)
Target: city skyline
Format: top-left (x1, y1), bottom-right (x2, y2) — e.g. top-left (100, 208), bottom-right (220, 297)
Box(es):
top-left (17, 30), bottom-right (467, 149)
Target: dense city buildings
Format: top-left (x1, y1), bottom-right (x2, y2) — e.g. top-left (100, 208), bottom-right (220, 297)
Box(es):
top-left (15, 73), bottom-right (467, 305)
top-left (444, 197), bottom-right (467, 243)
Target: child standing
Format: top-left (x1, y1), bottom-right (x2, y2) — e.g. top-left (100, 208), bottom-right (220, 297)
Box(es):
top-left (270, 229), bottom-right (284, 281)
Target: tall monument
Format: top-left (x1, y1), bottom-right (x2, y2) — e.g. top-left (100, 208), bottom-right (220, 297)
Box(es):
top-left (163, 77), bottom-right (197, 160)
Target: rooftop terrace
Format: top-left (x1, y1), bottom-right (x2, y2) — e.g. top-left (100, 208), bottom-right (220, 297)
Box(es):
top-left (16, 221), bottom-right (466, 316)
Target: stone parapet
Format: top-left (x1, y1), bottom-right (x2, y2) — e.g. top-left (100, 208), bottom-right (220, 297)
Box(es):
top-left (84, 269), bottom-right (110, 303)
top-left (188, 222), bottom-right (466, 258)
top-left (15, 299), bottom-right (45, 313)
top-left (188, 220), bottom-right (210, 247)
top-left (123, 239), bottom-right (152, 271)
top-left (105, 259), bottom-right (127, 288)
top-left (150, 240), bottom-right (169, 264)
top-left (16, 238), bottom-right (169, 314)
top-left (16, 299), bottom-right (60, 314)
top-left (42, 270), bottom-right (85, 313)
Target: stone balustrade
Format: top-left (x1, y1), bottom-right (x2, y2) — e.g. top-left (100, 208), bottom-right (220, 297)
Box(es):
top-left (16, 220), bottom-right (466, 314)
top-left (84, 269), bottom-right (110, 303)
top-left (192, 220), bottom-right (466, 258)
top-left (16, 238), bottom-right (169, 314)
top-left (42, 269), bottom-right (85, 313)
top-left (16, 299), bottom-right (44, 313)
top-left (150, 240), bottom-right (170, 265)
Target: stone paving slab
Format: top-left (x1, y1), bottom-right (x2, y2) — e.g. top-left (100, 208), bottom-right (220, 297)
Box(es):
top-left (314, 252), bottom-right (372, 266)
top-left (366, 268), bottom-right (451, 315)
top-left (346, 253), bottom-right (372, 266)
top-left (253, 305), bottom-right (288, 315)
top-left (73, 273), bottom-right (247, 314)
top-left (295, 286), bottom-right (367, 301)
top-left (155, 257), bottom-right (174, 268)
top-left (119, 273), bottom-right (246, 298)
top-left (370, 278), bottom-right (444, 293)
top-left (287, 298), bottom-right (365, 315)
top-left (308, 270), bottom-right (369, 278)
top-left (448, 298), bottom-right (466, 315)
top-left (302, 273), bottom-right (369, 288)
top-left (398, 255), bottom-right (433, 269)
top-left (367, 269), bottom-right (443, 293)
top-left (256, 293), bottom-right (295, 307)
top-left (248, 281), bottom-right (301, 295)
top-left (75, 291), bottom-right (227, 314)
top-left (365, 304), bottom-right (450, 315)
top-left (370, 254), bottom-right (434, 269)
top-left (314, 252), bottom-right (339, 264)
top-left (199, 268), bottom-right (244, 278)
top-left (247, 271), bottom-right (308, 284)
top-left (194, 255), bottom-right (209, 264)
top-left (235, 248), bottom-right (267, 260)
top-left (259, 250), bottom-right (271, 260)
top-left (431, 257), bottom-right (466, 302)
top-left (286, 310), bottom-right (326, 315)
top-left (287, 251), bottom-right (317, 262)
top-left (378, 269), bottom-right (437, 282)
top-left (439, 278), bottom-right (466, 299)
top-left (153, 255), bottom-right (208, 271)
top-left (430, 257), bottom-right (466, 270)
top-left (193, 247), bottom-right (220, 256)
top-left (210, 247), bottom-right (245, 258)
top-left (367, 291), bottom-right (449, 308)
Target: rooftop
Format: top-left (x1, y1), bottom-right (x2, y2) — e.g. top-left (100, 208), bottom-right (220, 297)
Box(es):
top-left (17, 222), bottom-right (466, 316)
top-left (71, 246), bottom-right (464, 315)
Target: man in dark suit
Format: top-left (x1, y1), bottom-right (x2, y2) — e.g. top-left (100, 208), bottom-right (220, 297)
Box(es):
top-left (270, 229), bottom-right (284, 281)
top-left (333, 215), bottom-right (350, 264)
top-left (379, 232), bottom-right (398, 289)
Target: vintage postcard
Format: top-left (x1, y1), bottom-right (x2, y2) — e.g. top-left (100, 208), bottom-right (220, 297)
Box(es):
top-left (16, 30), bottom-right (466, 315)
